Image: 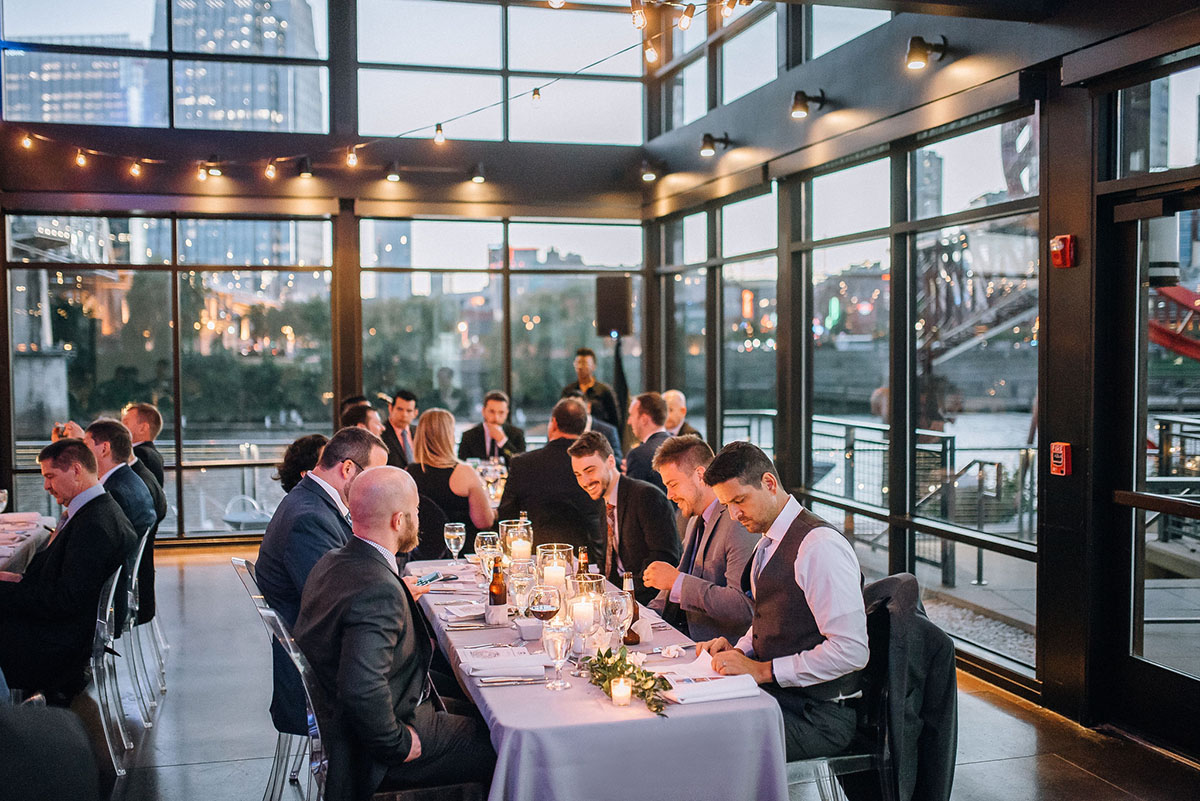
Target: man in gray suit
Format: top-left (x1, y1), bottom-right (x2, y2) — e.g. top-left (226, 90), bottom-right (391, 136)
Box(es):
top-left (644, 435), bottom-right (756, 643)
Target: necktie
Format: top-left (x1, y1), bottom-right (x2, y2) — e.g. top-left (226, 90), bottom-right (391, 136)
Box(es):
top-left (488, 437), bottom-right (498, 459)
top-left (48, 510), bottom-right (69, 546)
top-left (678, 515), bottom-right (704, 578)
top-left (750, 535), bottom-right (771, 597)
top-left (401, 427), bottom-right (414, 462)
top-left (604, 502), bottom-right (618, 579)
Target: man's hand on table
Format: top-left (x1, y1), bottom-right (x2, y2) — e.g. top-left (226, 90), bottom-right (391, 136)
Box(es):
top-left (696, 636), bottom-right (772, 684)
top-left (405, 725), bottom-right (422, 762)
top-left (642, 561), bottom-right (680, 591)
top-left (403, 575), bottom-right (431, 599)
top-left (0, 571), bottom-right (23, 582)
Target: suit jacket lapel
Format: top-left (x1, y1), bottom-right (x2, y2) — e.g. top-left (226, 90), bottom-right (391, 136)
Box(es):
top-left (616, 476), bottom-right (635, 568)
top-left (300, 476), bottom-right (352, 534)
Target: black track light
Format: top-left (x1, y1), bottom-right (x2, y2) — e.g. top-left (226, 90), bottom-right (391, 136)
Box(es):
top-left (790, 89), bottom-right (826, 120)
top-left (905, 35), bottom-right (948, 70)
top-left (699, 132), bottom-right (732, 158)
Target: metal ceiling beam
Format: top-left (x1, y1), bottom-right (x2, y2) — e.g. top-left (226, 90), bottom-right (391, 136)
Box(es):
top-left (775, 0), bottom-right (1054, 22)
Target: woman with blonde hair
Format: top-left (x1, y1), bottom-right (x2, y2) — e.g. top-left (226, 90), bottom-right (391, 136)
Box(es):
top-left (406, 408), bottom-right (496, 548)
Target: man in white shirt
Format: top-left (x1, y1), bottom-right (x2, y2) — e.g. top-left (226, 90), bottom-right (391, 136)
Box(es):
top-left (697, 441), bottom-right (868, 760)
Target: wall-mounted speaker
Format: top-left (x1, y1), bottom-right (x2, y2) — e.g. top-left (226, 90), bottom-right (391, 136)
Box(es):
top-left (595, 275), bottom-right (633, 337)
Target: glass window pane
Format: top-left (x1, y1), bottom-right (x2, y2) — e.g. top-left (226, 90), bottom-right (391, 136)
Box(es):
top-left (667, 268), bottom-right (707, 430)
top-left (916, 534), bottom-right (1036, 667)
top-left (1, 0), bottom-right (162, 49)
top-left (6, 215), bottom-right (171, 264)
top-left (1116, 64), bottom-right (1200, 178)
top-left (509, 77), bottom-right (641, 145)
top-left (722, 189), bottom-right (776, 258)
top-left (2, 51), bottom-right (169, 127)
top-left (812, 158), bottom-right (890, 240)
top-left (720, 11), bottom-right (776, 105)
top-left (508, 222), bottom-right (642, 270)
top-left (1130, 508), bottom-right (1200, 679)
top-left (665, 212), bottom-right (707, 266)
top-left (810, 239), bottom-right (891, 506)
top-left (181, 465), bottom-right (287, 537)
top-left (510, 274), bottom-right (642, 437)
top-left (810, 5), bottom-right (890, 59)
top-left (177, 270), bottom-right (333, 461)
top-left (360, 220), bottom-right (503, 269)
top-left (173, 60), bottom-right (328, 133)
top-left (913, 214), bottom-right (1039, 543)
top-left (9, 269), bottom-right (174, 466)
top-left (358, 0), bottom-right (500, 69)
top-left (720, 1), bottom-right (757, 26)
top-left (722, 256), bottom-right (776, 452)
top-left (669, 56), bottom-right (707, 130)
top-left (362, 271), bottom-right (503, 421)
top-left (173, 0), bottom-right (328, 59)
top-left (672, 4), bottom-right (709, 58)
top-left (177, 219), bottom-right (332, 267)
top-left (359, 69), bottom-right (502, 140)
top-left (912, 116), bottom-right (1039, 219)
top-left (810, 503), bottom-right (889, 582)
top-left (508, 7), bottom-right (640, 76)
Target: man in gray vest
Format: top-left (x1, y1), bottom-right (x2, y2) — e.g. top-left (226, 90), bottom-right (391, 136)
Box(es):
top-left (697, 441), bottom-right (868, 761)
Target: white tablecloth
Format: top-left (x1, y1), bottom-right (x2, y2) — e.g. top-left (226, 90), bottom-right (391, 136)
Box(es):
top-left (0, 517), bottom-right (54, 573)
top-left (406, 559), bottom-right (789, 801)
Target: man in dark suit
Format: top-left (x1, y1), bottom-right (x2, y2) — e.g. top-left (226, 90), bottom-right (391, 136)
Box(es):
top-left (624, 392), bottom-right (670, 496)
top-left (568, 432), bottom-right (680, 605)
top-left (257, 427), bottom-right (390, 735)
top-left (379, 388), bottom-right (418, 469)
top-left (341, 403), bottom-right (386, 438)
top-left (663, 389), bottom-right (702, 438)
top-left (563, 389), bottom-right (622, 463)
top-left (644, 435), bottom-right (756, 643)
top-left (699, 442), bottom-right (868, 761)
top-left (561, 347), bottom-right (621, 430)
top-left (0, 439), bottom-right (136, 698)
top-left (457, 390), bottom-right (526, 465)
top-left (294, 466), bottom-right (494, 799)
top-left (122, 402), bottom-right (166, 487)
top-left (128, 447), bottom-right (167, 625)
top-left (498, 397), bottom-right (603, 559)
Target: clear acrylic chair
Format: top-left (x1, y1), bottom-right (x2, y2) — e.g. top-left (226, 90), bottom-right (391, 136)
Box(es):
top-left (232, 557), bottom-right (311, 801)
top-left (92, 565), bottom-right (131, 777)
top-left (121, 528), bottom-right (159, 728)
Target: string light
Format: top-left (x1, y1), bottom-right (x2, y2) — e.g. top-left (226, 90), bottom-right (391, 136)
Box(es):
top-left (631, 0), bottom-right (646, 30)
top-left (75, 149), bottom-right (87, 167)
top-left (678, 4), bottom-right (695, 30)
top-left (345, 146), bottom-right (358, 167)
top-left (20, 133), bottom-right (33, 149)
top-left (532, 87), bottom-right (541, 102)
top-left (434, 123), bottom-right (446, 144)
top-left (264, 159), bottom-right (277, 179)
top-left (129, 160), bottom-right (142, 177)
top-left (386, 162), bottom-right (401, 182)
top-left (721, 0), bottom-right (735, 18)
top-left (645, 42), bottom-right (659, 63)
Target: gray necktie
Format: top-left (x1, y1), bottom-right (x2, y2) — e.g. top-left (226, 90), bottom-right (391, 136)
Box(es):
top-left (750, 536), bottom-right (771, 596)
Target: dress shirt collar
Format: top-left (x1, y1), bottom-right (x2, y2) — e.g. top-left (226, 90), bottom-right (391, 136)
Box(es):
top-left (307, 472), bottom-right (350, 518)
top-left (644, 428), bottom-right (668, 441)
top-left (763, 494), bottom-right (803, 544)
top-left (66, 482), bottom-right (106, 523)
top-left (98, 463), bottom-right (124, 486)
top-left (700, 496), bottom-right (720, 527)
top-left (667, 424), bottom-right (682, 436)
top-left (131, 440), bottom-right (147, 447)
top-left (604, 473), bottom-right (620, 508)
top-left (355, 535), bottom-right (399, 575)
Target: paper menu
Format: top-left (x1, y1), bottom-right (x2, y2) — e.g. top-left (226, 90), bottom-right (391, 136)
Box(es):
top-left (651, 652), bottom-right (724, 682)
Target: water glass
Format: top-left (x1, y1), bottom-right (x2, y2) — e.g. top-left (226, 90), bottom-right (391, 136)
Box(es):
top-left (542, 621), bottom-right (573, 691)
top-left (508, 558), bottom-right (536, 617)
top-left (476, 545), bottom-right (503, 586)
top-left (443, 523), bottom-right (465, 566)
top-left (602, 591), bottom-right (632, 651)
top-left (475, 530), bottom-right (500, 556)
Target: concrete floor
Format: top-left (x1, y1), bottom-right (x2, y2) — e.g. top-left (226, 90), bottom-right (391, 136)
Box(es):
top-left (100, 544), bottom-right (1200, 800)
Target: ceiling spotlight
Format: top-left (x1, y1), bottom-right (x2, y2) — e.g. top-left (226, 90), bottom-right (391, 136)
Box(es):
top-left (205, 155), bottom-right (222, 177)
top-left (905, 35), bottom-right (947, 70)
top-left (631, 0), bottom-right (646, 30)
top-left (721, 0), bottom-right (735, 19)
top-left (641, 161), bottom-right (660, 182)
top-left (297, 156), bottom-right (313, 178)
top-left (434, 123), bottom-right (446, 144)
top-left (346, 147), bottom-right (359, 167)
top-left (264, 160), bottom-right (277, 179)
top-left (129, 160), bottom-right (142, 177)
top-left (645, 42), bottom-right (659, 63)
top-left (196, 163), bottom-right (208, 181)
top-left (678, 4), bottom-right (695, 30)
top-left (790, 89), bottom-right (826, 119)
top-left (75, 149), bottom-right (87, 167)
top-left (386, 161), bottom-right (401, 182)
top-left (699, 132), bottom-right (731, 158)
top-left (532, 87), bottom-right (542, 102)
top-left (548, 0), bottom-right (565, 7)
top-left (20, 133), bottom-right (33, 149)
top-left (471, 163), bottom-right (486, 184)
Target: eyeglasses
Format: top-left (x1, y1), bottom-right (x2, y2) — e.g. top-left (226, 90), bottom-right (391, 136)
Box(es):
top-left (344, 458), bottom-right (364, 473)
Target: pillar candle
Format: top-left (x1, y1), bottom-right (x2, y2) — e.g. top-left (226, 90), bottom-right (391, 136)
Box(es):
top-left (511, 539), bottom-right (532, 561)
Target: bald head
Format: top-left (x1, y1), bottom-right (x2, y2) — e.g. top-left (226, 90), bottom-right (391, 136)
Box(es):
top-left (348, 466), bottom-right (420, 553)
top-left (663, 389), bottom-right (688, 431)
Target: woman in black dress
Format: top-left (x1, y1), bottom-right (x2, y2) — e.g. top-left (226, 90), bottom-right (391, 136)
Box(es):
top-left (406, 408), bottom-right (496, 549)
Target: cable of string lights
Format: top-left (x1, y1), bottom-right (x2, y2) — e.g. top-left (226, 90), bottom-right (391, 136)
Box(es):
top-left (10, 0), bottom-right (751, 179)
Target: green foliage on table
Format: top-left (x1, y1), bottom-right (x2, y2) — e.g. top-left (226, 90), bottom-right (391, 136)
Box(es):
top-left (581, 646), bottom-right (672, 716)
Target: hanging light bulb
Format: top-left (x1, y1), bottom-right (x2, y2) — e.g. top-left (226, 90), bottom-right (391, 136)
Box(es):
top-left (721, 0), bottom-right (735, 18)
top-left (386, 161), bottom-right (401, 182)
top-left (264, 159), bottom-right (278, 179)
top-left (196, 163), bottom-right (208, 181)
top-left (434, 123), bottom-right (446, 144)
top-left (345, 146), bottom-right (358, 167)
top-left (20, 133), bottom-right (33, 149)
top-left (532, 87), bottom-right (542, 102)
top-left (75, 149), bottom-right (87, 167)
top-left (645, 41), bottom-right (659, 63)
top-left (630, 0), bottom-right (646, 30)
top-left (129, 160), bottom-right (142, 177)
top-left (678, 4), bottom-right (695, 30)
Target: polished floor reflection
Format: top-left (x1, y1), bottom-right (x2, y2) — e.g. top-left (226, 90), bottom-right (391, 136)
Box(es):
top-left (110, 546), bottom-right (1200, 800)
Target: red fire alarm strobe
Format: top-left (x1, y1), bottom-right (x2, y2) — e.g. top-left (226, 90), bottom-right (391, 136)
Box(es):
top-left (1050, 234), bottom-right (1077, 268)
top-left (1050, 442), bottom-right (1072, 476)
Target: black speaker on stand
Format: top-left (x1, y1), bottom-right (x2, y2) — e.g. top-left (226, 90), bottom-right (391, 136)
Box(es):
top-left (595, 275), bottom-right (633, 337)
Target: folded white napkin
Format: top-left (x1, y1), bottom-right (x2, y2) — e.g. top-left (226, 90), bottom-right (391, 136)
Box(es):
top-left (0, 532), bottom-right (28, 546)
top-left (0, 512), bottom-right (42, 525)
top-left (457, 647), bottom-right (550, 678)
top-left (439, 602), bottom-right (486, 621)
top-left (630, 618), bottom-right (654, 643)
top-left (663, 674), bottom-right (758, 704)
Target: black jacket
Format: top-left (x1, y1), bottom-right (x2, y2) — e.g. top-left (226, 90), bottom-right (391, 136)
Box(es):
top-left (607, 475), bottom-right (681, 605)
top-left (0, 491), bottom-right (136, 695)
top-left (379, 422), bottom-right (415, 469)
top-left (498, 438), bottom-right (603, 557)
top-left (625, 430), bottom-right (670, 496)
top-left (457, 422), bottom-right (526, 465)
top-left (562, 380), bottom-right (621, 430)
top-left (294, 537), bottom-right (434, 801)
top-left (133, 441), bottom-right (165, 487)
top-left (130, 457), bottom-right (168, 624)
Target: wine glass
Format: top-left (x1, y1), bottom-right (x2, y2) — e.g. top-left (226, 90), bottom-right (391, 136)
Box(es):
top-left (443, 523), bottom-right (465, 566)
top-left (542, 621), bottom-right (573, 691)
top-left (615, 590), bottom-right (635, 644)
top-left (602, 591), bottom-right (632, 651)
top-left (528, 584), bottom-right (561, 622)
top-left (475, 530), bottom-right (499, 556)
top-left (508, 559), bottom-right (536, 618)
top-left (476, 545), bottom-right (502, 587)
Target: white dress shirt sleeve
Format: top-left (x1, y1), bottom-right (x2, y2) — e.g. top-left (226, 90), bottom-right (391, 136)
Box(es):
top-left (771, 528), bottom-right (869, 688)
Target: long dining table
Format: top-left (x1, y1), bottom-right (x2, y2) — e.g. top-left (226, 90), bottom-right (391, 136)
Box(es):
top-left (404, 558), bottom-right (789, 801)
top-left (0, 514), bottom-right (54, 573)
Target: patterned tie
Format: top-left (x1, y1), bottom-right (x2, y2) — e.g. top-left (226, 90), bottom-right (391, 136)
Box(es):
top-left (604, 502), bottom-right (618, 579)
